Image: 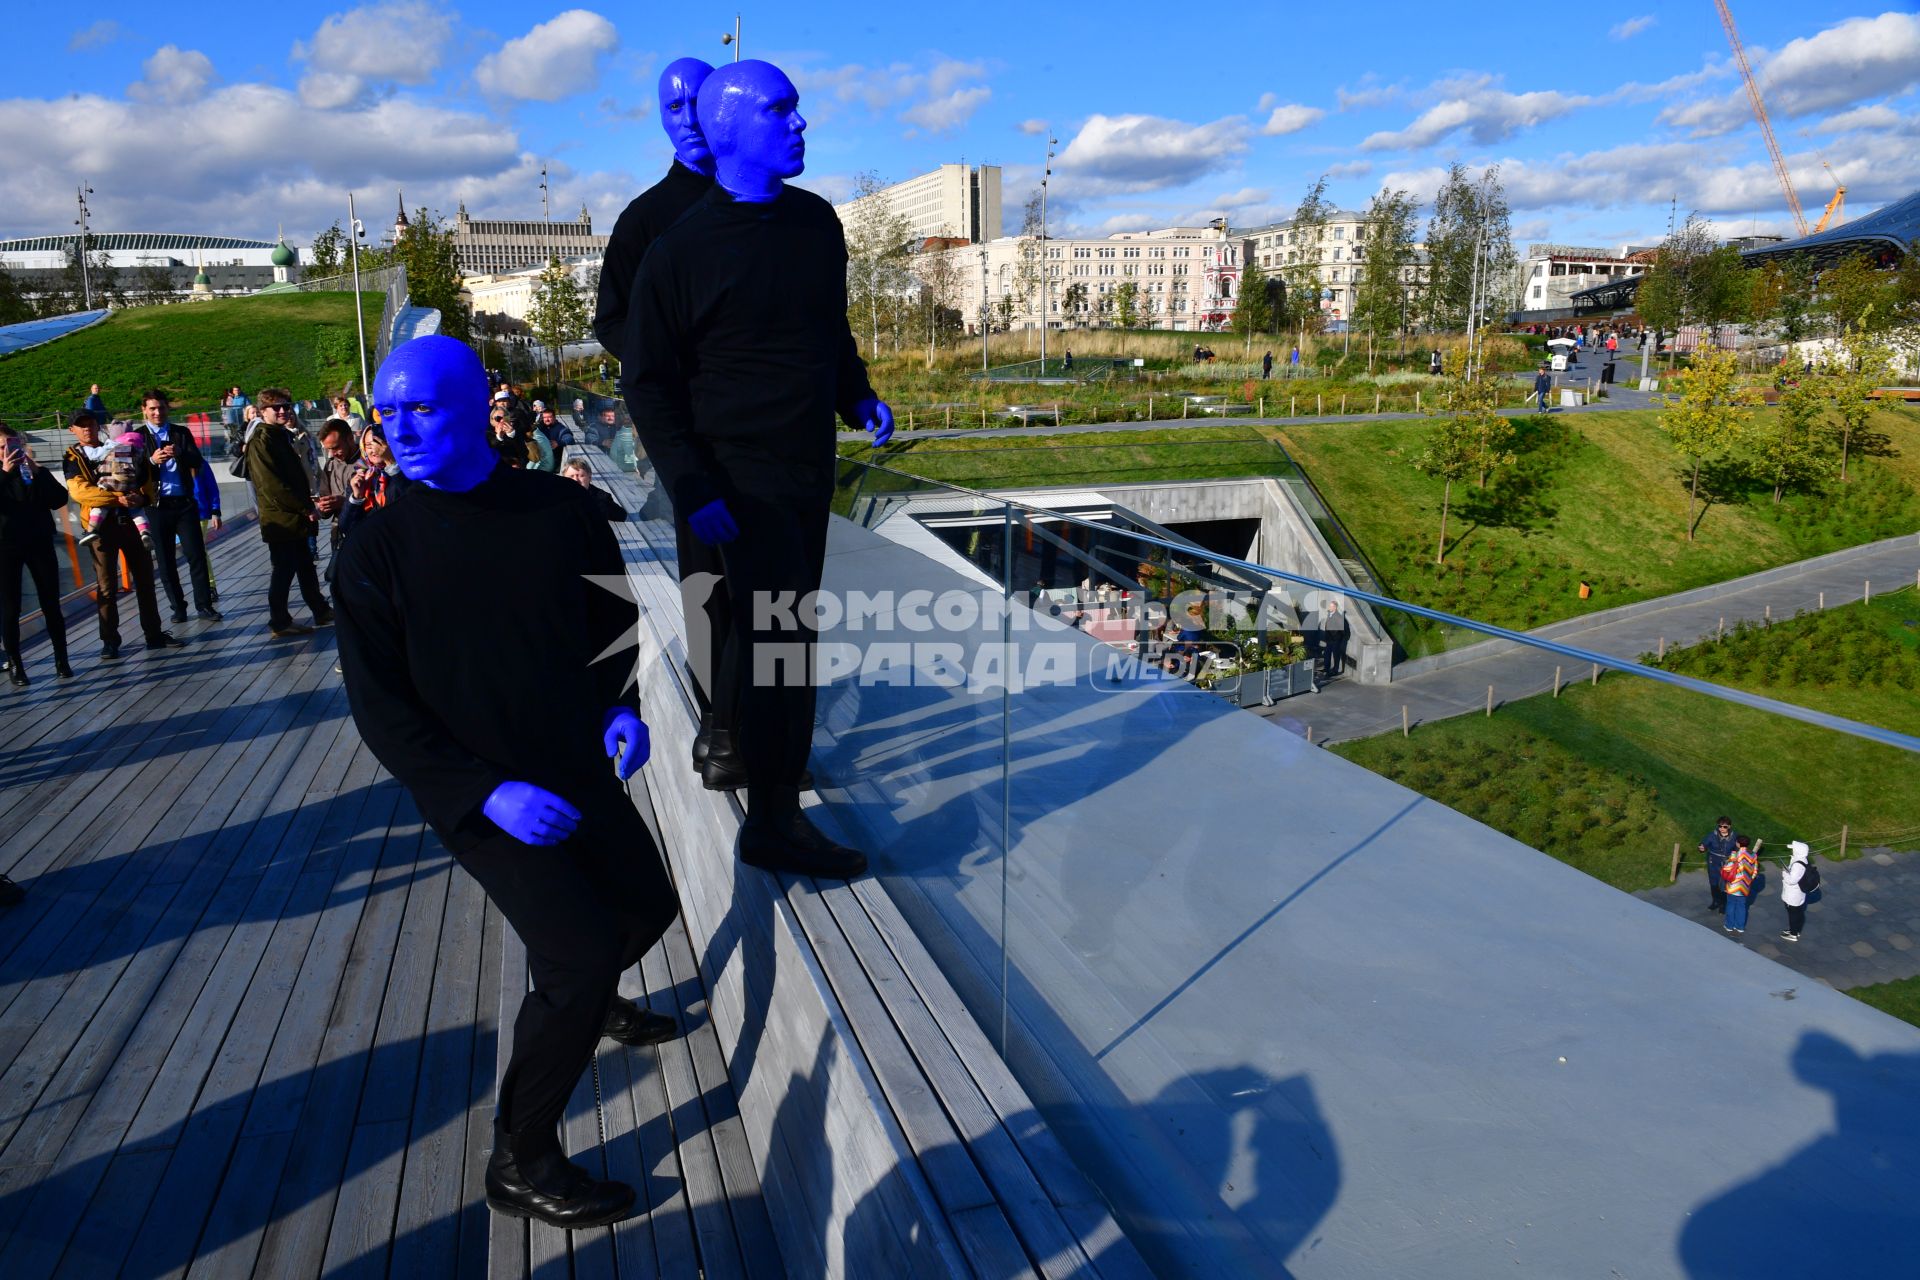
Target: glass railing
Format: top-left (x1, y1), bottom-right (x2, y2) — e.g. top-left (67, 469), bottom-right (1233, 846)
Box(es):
top-left (787, 450), bottom-right (1920, 1276)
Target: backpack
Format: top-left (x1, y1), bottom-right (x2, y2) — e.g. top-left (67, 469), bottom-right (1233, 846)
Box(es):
top-left (1798, 860), bottom-right (1820, 894)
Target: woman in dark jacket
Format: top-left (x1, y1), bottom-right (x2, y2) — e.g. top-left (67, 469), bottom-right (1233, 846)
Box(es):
top-left (0, 423), bottom-right (75, 684)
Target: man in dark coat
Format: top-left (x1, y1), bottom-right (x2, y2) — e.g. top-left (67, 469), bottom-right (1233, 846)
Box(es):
top-left (135, 389), bottom-right (222, 623)
top-left (0, 423), bottom-right (74, 684)
top-left (244, 388), bottom-right (331, 637)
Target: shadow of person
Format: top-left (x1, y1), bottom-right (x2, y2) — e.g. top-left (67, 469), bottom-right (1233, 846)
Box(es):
top-left (1676, 1031), bottom-right (1920, 1278)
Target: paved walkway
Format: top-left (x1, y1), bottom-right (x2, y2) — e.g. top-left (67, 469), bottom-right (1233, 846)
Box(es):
top-left (1258, 532), bottom-right (1920, 743)
top-left (1635, 848), bottom-right (1920, 991)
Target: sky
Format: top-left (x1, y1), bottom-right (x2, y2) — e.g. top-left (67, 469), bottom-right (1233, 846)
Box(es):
top-left (3, 2), bottom-right (1918, 254)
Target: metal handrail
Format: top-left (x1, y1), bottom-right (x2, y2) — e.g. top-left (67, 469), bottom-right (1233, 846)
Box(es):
top-left (839, 455), bottom-right (1920, 756)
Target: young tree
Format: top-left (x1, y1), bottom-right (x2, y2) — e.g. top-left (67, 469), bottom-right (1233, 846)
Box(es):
top-left (310, 222), bottom-right (348, 275)
top-left (1113, 280), bottom-right (1143, 328)
top-left (1233, 258), bottom-right (1275, 349)
top-left (1423, 163), bottom-right (1515, 332)
top-left (1753, 374), bottom-right (1833, 504)
top-left (1661, 343), bottom-right (1759, 540)
top-left (1283, 175), bottom-right (1332, 336)
top-left (842, 172), bottom-right (915, 357)
top-left (1638, 213), bottom-right (1717, 364)
top-left (911, 237), bottom-right (964, 366)
top-left (1353, 187), bottom-right (1418, 347)
top-left (1417, 351), bottom-right (1510, 561)
top-left (1012, 190), bottom-right (1046, 330)
top-left (1062, 281), bottom-right (1088, 321)
top-left (0, 264), bottom-right (32, 326)
top-left (131, 263), bottom-right (176, 307)
top-left (395, 206), bottom-right (470, 338)
top-left (526, 255), bottom-right (592, 373)
top-left (1692, 244), bottom-right (1751, 345)
top-left (1823, 323), bottom-right (1893, 481)
top-left (1820, 254), bottom-right (1888, 337)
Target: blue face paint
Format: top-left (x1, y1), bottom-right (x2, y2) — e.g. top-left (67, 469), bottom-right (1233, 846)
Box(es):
top-left (696, 60), bottom-right (807, 204)
top-left (371, 335), bottom-right (497, 492)
top-left (658, 57), bottom-right (716, 175)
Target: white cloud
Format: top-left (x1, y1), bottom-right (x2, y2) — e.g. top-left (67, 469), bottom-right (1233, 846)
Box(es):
top-left (475, 10), bottom-right (620, 102)
top-left (1259, 104), bottom-right (1323, 136)
top-left (1055, 113), bottom-right (1250, 195)
top-left (1813, 102), bottom-right (1914, 134)
top-left (1019, 118), bottom-right (1048, 135)
top-left (902, 85), bottom-right (991, 133)
top-left (69, 20), bottom-right (125, 52)
top-left (1609, 16), bottom-right (1655, 41)
top-left (1326, 160), bottom-right (1373, 179)
top-left (127, 46), bottom-right (215, 105)
top-left (1337, 77), bottom-right (1401, 111)
top-left (1363, 76), bottom-right (1587, 150)
top-left (292, 2), bottom-right (457, 110)
top-left (1659, 12), bottom-right (1920, 136)
top-left (1212, 187), bottom-right (1271, 209)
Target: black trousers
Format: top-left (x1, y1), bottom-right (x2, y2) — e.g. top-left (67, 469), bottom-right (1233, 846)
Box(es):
top-left (454, 782), bottom-right (678, 1162)
top-left (675, 512), bottom-right (734, 727)
top-left (266, 539), bottom-right (328, 629)
top-left (1786, 902), bottom-right (1806, 934)
top-left (710, 494), bottom-right (830, 796)
top-left (148, 495), bottom-right (212, 614)
top-left (89, 518), bottom-right (164, 649)
top-left (1, 541), bottom-right (70, 668)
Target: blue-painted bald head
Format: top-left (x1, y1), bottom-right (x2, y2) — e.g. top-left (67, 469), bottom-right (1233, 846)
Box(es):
top-left (371, 335), bottom-right (497, 491)
top-left (658, 57), bottom-right (715, 174)
top-left (697, 60), bottom-right (805, 202)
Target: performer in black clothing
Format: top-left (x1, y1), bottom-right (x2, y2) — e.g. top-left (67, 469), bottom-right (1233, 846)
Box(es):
top-left (0, 424), bottom-right (75, 684)
top-left (593, 57), bottom-right (739, 783)
top-left (336, 336), bottom-right (677, 1230)
top-left (622, 59), bottom-right (894, 879)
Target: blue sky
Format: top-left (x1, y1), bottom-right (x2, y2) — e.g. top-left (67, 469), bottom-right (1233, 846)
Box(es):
top-left (3, 3), bottom-right (1917, 253)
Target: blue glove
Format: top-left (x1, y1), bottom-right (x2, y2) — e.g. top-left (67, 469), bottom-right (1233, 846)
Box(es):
top-left (856, 396), bottom-right (895, 447)
top-left (688, 497), bottom-right (739, 545)
top-left (603, 707), bottom-right (651, 780)
top-left (482, 781), bottom-right (582, 847)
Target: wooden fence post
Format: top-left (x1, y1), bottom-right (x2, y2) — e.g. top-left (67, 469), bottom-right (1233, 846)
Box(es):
top-left (1291, 395), bottom-right (1297, 416)
top-left (1416, 389), bottom-right (1421, 412)
top-left (1839, 824), bottom-right (1849, 859)
top-left (1553, 666), bottom-right (1563, 697)
top-left (1718, 616), bottom-right (1724, 639)
top-left (1657, 636), bottom-right (1665, 659)
top-left (1819, 591), bottom-right (1825, 609)
top-left (982, 406), bottom-right (988, 428)
top-left (1375, 392), bottom-right (1381, 414)
top-left (1259, 396), bottom-right (1264, 417)
top-left (1317, 393), bottom-right (1323, 415)
top-left (1865, 579), bottom-right (1871, 602)
top-left (1591, 662), bottom-right (1600, 686)
top-left (1306, 724), bottom-right (1314, 745)
top-left (1486, 685), bottom-right (1494, 716)
top-left (1340, 393), bottom-right (1347, 413)
top-left (1670, 843), bottom-right (1682, 883)
top-left (1402, 705), bottom-right (1410, 737)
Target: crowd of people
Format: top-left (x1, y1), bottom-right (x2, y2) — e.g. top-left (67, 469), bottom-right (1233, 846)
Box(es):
top-left (1696, 816), bottom-right (1819, 942)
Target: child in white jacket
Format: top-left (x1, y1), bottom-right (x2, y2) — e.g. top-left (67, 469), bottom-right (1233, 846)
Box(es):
top-left (1780, 841), bottom-right (1814, 942)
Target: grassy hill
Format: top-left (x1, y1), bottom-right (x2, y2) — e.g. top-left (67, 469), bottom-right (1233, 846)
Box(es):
top-left (0, 293), bottom-right (381, 424)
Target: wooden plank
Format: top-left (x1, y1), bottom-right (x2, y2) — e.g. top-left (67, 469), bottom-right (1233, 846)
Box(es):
top-left (49, 1147), bottom-right (173, 1280)
top-left (317, 1117), bottom-right (411, 1277)
top-left (457, 898), bottom-right (507, 1280)
top-left (629, 947), bottom-right (702, 1280)
top-left (595, 1036), bottom-right (663, 1280)
top-left (486, 921), bottom-right (530, 1280)
top-left (560, 1059), bottom-right (617, 1280)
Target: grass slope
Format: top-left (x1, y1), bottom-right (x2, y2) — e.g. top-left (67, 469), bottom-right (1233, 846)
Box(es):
top-left (0, 293), bottom-right (381, 422)
top-left (1280, 407), bottom-right (1920, 655)
top-left (1850, 975), bottom-right (1920, 1029)
top-left (1332, 593), bottom-right (1920, 892)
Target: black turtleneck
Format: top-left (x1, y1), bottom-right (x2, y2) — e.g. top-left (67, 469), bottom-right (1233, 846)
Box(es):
top-left (332, 463), bottom-right (639, 847)
top-left (593, 160), bottom-right (715, 359)
top-left (619, 184), bottom-right (876, 514)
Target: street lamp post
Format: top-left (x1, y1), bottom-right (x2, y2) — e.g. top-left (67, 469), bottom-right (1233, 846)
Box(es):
top-left (347, 192), bottom-right (372, 398)
top-left (1039, 132), bottom-right (1055, 374)
top-left (720, 14), bottom-right (741, 61)
top-left (980, 249), bottom-right (990, 372)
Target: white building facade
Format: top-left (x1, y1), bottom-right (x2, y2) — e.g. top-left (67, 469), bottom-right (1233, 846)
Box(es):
top-left (464, 256), bottom-right (599, 323)
top-left (1517, 244), bottom-right (1650, 313)
top-left (1238, 212), bottom-right (1429, 330)
top-left (936, 224), bottom-right (1239, 333)
top-left (832, 164), bottom-right (1003, 244)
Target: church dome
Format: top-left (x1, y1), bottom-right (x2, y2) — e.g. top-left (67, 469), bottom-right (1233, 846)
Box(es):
top-left (270, 240), bottom-right (297, 268)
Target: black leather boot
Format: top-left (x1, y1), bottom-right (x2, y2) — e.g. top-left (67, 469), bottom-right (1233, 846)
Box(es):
top-left (740, 800), bottom-right (868, 878)
top-left (602, 995), bottom-right (678, 1046)
top-left (691, 710), bottom-right (714, 772)
top-left (700, 729), bottom-right (749, 791)
top-left (486, 1125), bottom-right (636, 1229)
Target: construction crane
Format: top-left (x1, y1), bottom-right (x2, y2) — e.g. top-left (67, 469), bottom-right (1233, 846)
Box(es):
top-left (1712, 0), bottom-right (1808, 237)
top-left (1813, 161), bottom-right (1846, 234)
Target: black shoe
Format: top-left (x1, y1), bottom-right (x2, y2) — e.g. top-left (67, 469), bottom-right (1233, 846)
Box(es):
top-left (100, 644), bottom-right (121, 661)
top-left (312, 608), bottom-right (335, 627)
top-left (0, 875), bottom-right (23, 907)
top-left (485, 1142), bottom-right (635, 1229)
top-left (602, 996), bottom-right (678, 1046)
top-left (7, 667), bottom-right (25, 688)
top-left (700, 729), bottom-right (748, 791)
top-left (146, 633), bottom-right (185, 651)
top-left (171, 607), bottom-right (188, 624)
top-left (692, 712), bottom-right (714, 772)
top-left (740, 806), bottom-right (868, 878)
top-left (55, 661), bottom-right (75, 679)
top-left (197, 609), bottom-right (223, 621)
top-left (270, 622), bottom-right (315, 639)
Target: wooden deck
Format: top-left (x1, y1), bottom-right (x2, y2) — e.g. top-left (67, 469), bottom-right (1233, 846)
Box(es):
top-left (0, 520), bottom-right (781, 1278)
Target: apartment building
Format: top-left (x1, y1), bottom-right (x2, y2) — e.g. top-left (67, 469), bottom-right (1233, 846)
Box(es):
top-left (452, 203), bottom-right (609, 277)
top-left (1238, 212), bottom-right (1429, 329)
top-left (936, 223), bottom-right (1238, 332)
top-left (1517, 244), bottom-right (1650, 313)
top-left (833, 164), bottom-right (1003, 244)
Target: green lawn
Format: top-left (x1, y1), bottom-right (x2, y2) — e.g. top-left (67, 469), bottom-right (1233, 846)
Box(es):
top-left (0, 293), bottom-right (381, 422)
top-left (1331, 594), bottom-right (1920, 892)
top-left (1849, 975), bottom-right (1920, 1029)
top-left (1280, 407), bottom-right (1920, 656)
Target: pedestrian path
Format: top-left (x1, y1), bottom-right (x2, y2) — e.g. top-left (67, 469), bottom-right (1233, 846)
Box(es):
top-left (1636, 848), bottom-right (1920, 991)
top-left (1259, 532), bottom-right (1920, 744)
